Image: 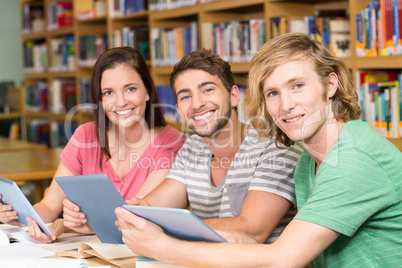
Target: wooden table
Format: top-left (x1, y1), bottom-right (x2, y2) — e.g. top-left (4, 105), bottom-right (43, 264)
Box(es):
top-left (0, 148), bottom-right (61, 202)
top-left (0, 136), bottom-right (47, 152)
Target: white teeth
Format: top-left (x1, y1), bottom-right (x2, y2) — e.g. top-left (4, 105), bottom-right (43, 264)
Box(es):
top-left (115, 109), bottom-right (133, 115)
top-left (285, 115), bottom-right (303, 123)
top-left (193, 111), bottom-right (214, 121)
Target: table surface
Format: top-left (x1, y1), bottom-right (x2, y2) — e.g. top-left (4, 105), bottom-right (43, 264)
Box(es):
top-left (0, 147), bottom-right (61, 182)
top-left (0, 137), bottom-right (47, 153)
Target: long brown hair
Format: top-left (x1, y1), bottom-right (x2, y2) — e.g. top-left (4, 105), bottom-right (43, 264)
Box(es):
top-left (91, 47), bottom-right (166, 168)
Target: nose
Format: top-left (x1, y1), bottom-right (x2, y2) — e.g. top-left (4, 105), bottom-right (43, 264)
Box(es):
top-left (191, 92), bottom-right (206, 111)
top-left (115, 92), bottom-right (127, 107)
top-left (280, 91), bottom-right (296, 112)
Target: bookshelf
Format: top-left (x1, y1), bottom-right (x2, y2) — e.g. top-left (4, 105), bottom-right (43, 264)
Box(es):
top-left (19, 0), bottom-right (402, 150)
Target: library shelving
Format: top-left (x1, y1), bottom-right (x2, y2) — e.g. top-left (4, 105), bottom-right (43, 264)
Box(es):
top-left (19, 0), bottom-right (402, 150)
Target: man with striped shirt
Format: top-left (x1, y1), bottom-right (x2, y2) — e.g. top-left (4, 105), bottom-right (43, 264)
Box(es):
top-left (128, 49), bottom-right (303, 244)
top-left (116, 33), bottom-right (401, 268)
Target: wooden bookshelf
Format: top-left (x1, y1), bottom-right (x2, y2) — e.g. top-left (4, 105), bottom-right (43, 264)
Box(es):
top-left (18, 0), bottom-right (402, 150)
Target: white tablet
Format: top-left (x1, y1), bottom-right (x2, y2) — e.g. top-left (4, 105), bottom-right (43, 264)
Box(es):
top-left (122, 205), bottom-right (227, 243)
top-left (0, 177), bottom-right (53, 236)
top-left (55, 174), bottom-right (126, 244)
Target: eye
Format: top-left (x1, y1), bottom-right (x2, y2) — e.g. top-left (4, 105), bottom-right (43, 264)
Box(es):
top-left (293, 83), bottom-right (303, 90)
top-left (102, 90), bottom-right (112, 96)
top-left (204, 88), bottom-right (214, 93)
top-left (127, 87), bottom-right (137, 92)
top-left (267, 91), bottom-right (278, 98)
top-left (180, 95), bottom-right (190, 101)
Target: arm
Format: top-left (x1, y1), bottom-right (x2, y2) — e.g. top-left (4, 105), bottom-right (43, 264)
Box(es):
top-left (203, 190), bottom-right (292, 243)
top-left (135, 169), bottom-right (171, 199)
top-left (27, 161), bottom-right (76, 243)
top-left (142, 178), bottom-right (188, 208)
top-left (116, 207), bottom-right (338, 268)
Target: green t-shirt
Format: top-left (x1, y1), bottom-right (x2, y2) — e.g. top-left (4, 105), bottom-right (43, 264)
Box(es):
top-left (294, 120), bottom-right (402, 268)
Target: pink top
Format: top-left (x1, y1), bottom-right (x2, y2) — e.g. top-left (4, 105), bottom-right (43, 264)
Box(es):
top-left (60, 122), bottom-right (186, 199)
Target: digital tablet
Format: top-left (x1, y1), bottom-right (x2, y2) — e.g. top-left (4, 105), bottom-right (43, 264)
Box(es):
top-left (55, 174), bottom-right (127, 244)
top-left (0, 177), bottom-right (53, 237)
top-left (122, 205), bottom-right (227, 243)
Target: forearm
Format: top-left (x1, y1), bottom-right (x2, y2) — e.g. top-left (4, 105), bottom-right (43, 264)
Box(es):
top-left (33, 202), bottom-right (60, 223)
top-left (203, 217), bottom-right (264, 243)
top-left (153, 236), bottom-right (282, 268)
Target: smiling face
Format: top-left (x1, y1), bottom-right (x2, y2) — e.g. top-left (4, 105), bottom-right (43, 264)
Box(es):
top-left (101, 64), bottom-right (150, 129)
top-left (263, 57), bottom-right (337, 146)
top-left (175, 69), bottom-right (238, 137)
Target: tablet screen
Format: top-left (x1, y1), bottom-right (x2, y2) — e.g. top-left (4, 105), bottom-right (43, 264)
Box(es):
top-left (0, 177), bottom-right (53, 236)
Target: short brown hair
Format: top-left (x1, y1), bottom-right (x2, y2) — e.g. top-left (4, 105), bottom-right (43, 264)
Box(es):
top-left (245, 32), bottom-right (361, 147)
top-left (169, 49), bottom-right (235, 102)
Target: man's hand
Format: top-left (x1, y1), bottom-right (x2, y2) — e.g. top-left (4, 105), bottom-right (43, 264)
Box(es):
top-left (27, 217), bottom-right (64, 243)
top-left (115, 207), bottom-right (170, 258)
top-left (217, 230), bottom-right (259, 244)
top-left (62, 198), bottom-right (94, 234)
top-left (126, 197), bottom-right (151, 206)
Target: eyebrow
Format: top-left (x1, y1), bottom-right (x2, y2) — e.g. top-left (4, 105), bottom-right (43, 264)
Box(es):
top-left (102, 83), bottom-right (138, 91)
top-left (176, 81), bottom-right (219, 96)
top-left (263, 77), bottom-right (303, 93)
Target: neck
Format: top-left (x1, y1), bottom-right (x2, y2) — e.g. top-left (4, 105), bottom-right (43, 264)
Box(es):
top-left (202, 112), bottom-right (247, 159)
top-left (302, 118), bottom-right (344, 168)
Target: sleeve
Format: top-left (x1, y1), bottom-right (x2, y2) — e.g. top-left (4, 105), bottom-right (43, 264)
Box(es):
top-left (164, 141), bottom-right (189, 185)
top-left (249, 142), bottom-right (304, 205)
top-left (294, 149), bottom-right (397, 237)
top-left (152, 130), bottom-right (186, 171)
top-left (60, 123), bottom-right (95, 175)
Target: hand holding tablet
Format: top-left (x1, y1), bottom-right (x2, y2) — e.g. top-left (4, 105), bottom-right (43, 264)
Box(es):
top-left (0, 177), bottom-right (53, 236)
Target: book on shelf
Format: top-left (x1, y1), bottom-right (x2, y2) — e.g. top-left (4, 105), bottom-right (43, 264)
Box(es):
top-left (49, 35), bottom-right (75, 72)
top-left (28, 119), bottom-right (51, 147)
top-left (51, 79), bottom-right (77, 114)
top-left (25, 81), bottom-right (48, 112)
top-left (41, 238), bottom-right (138, 268)
top-left (329, 17), bottom-right (351, 58)
top-left (356, 70), bottom-right (401, 139)
top-left (22, 3), bottom-right (45, 34)
top-left (156, 85), bottom-right (181, 123)
top-left (51, 121), bottom-right (78, 148)
top-left (47, 1), bottom-right (73, 30)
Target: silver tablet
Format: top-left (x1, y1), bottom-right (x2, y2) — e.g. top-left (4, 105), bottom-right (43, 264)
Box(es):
top-left (55, 174), bottom-right (126, 244)
top-left (0, 177), bottom-right (53, 236)
top-left (123, 205), bottom-right (227, 243)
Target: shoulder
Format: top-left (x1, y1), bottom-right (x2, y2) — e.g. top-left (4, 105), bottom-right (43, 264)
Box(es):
top-left (154, 125), bottom-right (186, 147)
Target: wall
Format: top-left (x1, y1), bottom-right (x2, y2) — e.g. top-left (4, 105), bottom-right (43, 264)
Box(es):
top-left (0, 0), bottom-right (23, 86)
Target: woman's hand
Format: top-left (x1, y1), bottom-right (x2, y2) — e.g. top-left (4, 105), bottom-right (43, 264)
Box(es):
top-left (62, 198), bottom-right (94, 234)
top-left (0, 194), bottom-right (24, 226)
top-left (27, 217), bottom-right (64, 243)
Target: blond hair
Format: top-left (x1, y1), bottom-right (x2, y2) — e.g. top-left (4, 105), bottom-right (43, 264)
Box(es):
top-left (245, 32), bottom-right (361, 147)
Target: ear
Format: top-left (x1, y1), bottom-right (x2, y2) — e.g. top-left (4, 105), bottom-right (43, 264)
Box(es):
top-left (146, 93), bottom-right (150, 101)
top-left (230, 85), bottom-right (240, 108)
top-left (327, 72), bottom-right (338, 99)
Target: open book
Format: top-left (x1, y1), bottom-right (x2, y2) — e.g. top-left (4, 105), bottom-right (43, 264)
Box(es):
top-left (41, 238), bottom-right (138, 268)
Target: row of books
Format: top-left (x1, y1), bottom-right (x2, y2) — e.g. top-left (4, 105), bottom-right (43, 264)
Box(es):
top-left (24, 41), bottom-right (47, 73)
top-left (356, 0), bottom-right (402, 57)
top-left (109, 0), bottom-right (146, 17)
top-left (78, 34), bottom-right (108, 67)
top-left (28, 119), bottom-right (78, 148)
top-left (271, 15), bottom-right (351, 58)
top-left (74, 0), bottom-right (107, 20)
top-left (47, 1), bottom-right (73, 31)
top-left (49, 35), bottom-right (75, 72)
top-left (111, 25), bottom-right (150, 60)
top-left (151, 22), bottom-right (198, 66)
top-left (357, 70), bottom-right (402, 139)
top-left (51, 79), bottom-right (77, 114)
top-left (25, 81), bottom-right (48, 112)
top-left (202, 19), bottom-right (266, 63)
top-left (149, 0), bottom-right (197, 11)
top-left (22, 3), bottom-right (45, 34)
